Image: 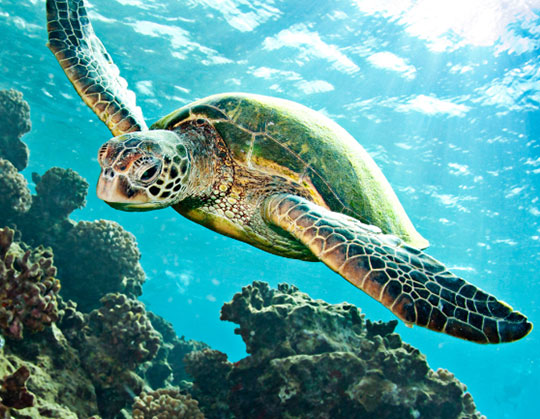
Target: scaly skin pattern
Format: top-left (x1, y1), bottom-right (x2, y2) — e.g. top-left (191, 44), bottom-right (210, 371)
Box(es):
top-left (46, 0), bottom-right (147, 135)
top-left (171, 120), bottom-right (316, 259)
top-left (263, 194), bottom-right (532, 343)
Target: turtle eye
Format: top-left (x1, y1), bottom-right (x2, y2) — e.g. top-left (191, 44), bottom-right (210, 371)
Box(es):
top-left (140, 165), bottom-right (159, 182)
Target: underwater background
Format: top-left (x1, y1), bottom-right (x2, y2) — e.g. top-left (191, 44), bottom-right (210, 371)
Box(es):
top-left (0, 0), bottom-right (539, 417)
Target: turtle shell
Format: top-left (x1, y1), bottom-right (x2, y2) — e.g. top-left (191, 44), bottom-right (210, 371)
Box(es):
top-left (152, 93), bottom-right (428, 249)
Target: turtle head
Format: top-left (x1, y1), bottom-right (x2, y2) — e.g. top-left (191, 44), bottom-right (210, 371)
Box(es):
top-left (97, 130), bottom-right (191, 211)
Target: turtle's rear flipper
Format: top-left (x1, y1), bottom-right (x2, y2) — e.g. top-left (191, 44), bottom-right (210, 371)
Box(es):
top-left (263, 194), bottom-right (532, 343)
top-left (46, 0), bottom-right (147, 135)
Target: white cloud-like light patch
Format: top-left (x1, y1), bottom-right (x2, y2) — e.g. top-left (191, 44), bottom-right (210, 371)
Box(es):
top-left (525, 157), bottom-right (540, 174)
top-left (448, 162), bottom-right (471, 175)
top-left (187, 0), bottom-right (281, 32)
top-left (128, 21), bottom-right (231, 65)
top-left (505, 185), bottom-right (526, 198)
top-left (88, 10), bottom-right (118, 24)
top-left (366, 51), bottom-right (417, 80)
top-left (114, 0), bottom-right (153, 7)
top-left (250, 66), bottom-right (301, 81)
top-left (395, 142), bottom-right (412, 150)
top-left (249, 66), bottom-right (334, 95)
top-left (262, 24), bottom-right (359, 74)
top-left (136, 80), bottom-right (154, 96)
top-left (296, 80), bottom-right (335, 94)
top-left (353, 0), bottom-right (540, 54)
top-left (449, 63), bottom-right (475, 74)
top-left (429, 189), bottom-right (477, 212)
top-left (165, 270), bottom-right (192, 294)
top-left (474, 59), bottom-right (540, 111)
top-left (396, 94), bottom-right (470, 117)
top-left (525, 157), bottom-right (540, 167)
top-left (346, 94), bottom-right (470, 120)
top-left (493, 238), bottom-right (518, 246)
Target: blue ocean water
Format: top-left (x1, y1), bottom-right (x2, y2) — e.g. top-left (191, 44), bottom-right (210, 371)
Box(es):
top-left (1, 0), bottom-right (539, 417)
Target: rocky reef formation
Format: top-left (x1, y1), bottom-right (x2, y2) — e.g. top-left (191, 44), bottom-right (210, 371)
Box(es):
top-left (13, 166), bottom-right (144, 312)
top-left (0, 90), bottom-right (144, 312)
top-left (57, 293), bottom-right (160, 418)
top-left (0, 159), bottom-right (31, 221)
top-left (54, 220), bottom-right (145, 311)
top-left (0, 366), bottom-right (34, 416)
top-left (0, 88), bottom-right (484, 418)
top-left (0, 89), bottom-right (30, 171)
top-left (1, 323), bottom-right (98, 418)
top-left (184, 281), bottom-right (483, 419)
top-left (140, 311), bottom-right (209, 390)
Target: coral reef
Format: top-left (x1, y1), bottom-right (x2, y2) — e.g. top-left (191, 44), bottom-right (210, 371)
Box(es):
top-left (32, 167), bottom-right (88, 223)
top-left (141, 312), bottom-right (209, 389)
top-left (0, 366), bottom-right (35, 415)
top-left (58, 293), bottom-right (161, 418)
top-left (14, 167), bottom-right (88, 251)
top-left (8, 165), bottom-right (145, 312)
top-left (185, 281), bottom-right (483, 419)
top-left (0, 89), bottom-right (30, 171)
top-left (0, 227), bottom-right (60, 340)
top-left (54, 221), bottom-right (145, 311)
top-left (87, 293), bottom-right (161, 369)
top-left (0, 159), bottom-right (31, 222)
top-left (132, 389), bottom-right (203, 419)
top-left (1, 323), bottom-right (99, 418)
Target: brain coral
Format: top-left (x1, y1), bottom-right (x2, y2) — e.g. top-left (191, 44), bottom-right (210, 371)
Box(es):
top-left (0, 228), bottom-right (60, 340)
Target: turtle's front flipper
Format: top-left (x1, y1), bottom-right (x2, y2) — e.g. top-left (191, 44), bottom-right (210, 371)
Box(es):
top-left (46, 0), bottom-right (147, 135)
top-left (263, 194), bottom-right (532, 343)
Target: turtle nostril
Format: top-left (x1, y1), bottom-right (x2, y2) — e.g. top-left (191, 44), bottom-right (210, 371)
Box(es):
top-left (103, 168), bottom-right (115, 179)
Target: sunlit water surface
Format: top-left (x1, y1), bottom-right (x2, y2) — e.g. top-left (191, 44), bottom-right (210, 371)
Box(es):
top-left (1, 1), bottom-right (539, 417)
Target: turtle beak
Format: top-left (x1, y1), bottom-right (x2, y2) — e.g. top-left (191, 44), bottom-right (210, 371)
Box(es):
top-left (97, 169), bottom-right (147, 209)
top-left (96, 170), bottom-right (124, 203)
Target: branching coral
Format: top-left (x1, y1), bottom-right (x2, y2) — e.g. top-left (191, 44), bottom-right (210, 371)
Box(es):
top-left (185, 281), bottom-right (483, 419)
top-left (0, 89), bottom-right (30, 171)
top-left (0, 228), bottom-right (60, 340)
top-left (0, 158), bottom-right (32, 221)
top-left (132, 389), bottom-right (203, 419)
top-left (54, 220), bottom-right (145, 311)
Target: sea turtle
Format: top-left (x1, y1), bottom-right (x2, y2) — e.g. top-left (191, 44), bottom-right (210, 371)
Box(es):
top-left (46, 0), bottom-right (531, 343)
